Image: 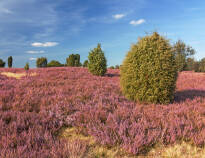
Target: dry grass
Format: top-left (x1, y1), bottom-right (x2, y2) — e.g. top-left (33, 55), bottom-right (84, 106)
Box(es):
top-left (1, 72), bottom-right (36, 79)
top-left (147, 142), bottom-right (205, 158)
top-left (60, 127), bottom-right (205, 158)
top-left (60, 127), bottom-right (136, 158)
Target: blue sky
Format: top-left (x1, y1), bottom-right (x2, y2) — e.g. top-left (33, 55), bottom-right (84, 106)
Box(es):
top-left (0, 0), bottom-right (205, 68)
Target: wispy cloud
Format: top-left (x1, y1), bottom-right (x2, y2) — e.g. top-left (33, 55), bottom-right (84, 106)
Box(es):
top-left (112, 14), bottom-right (126, 19)
top-left (31, 42), bottom-right (58, 47)
top-left (29, 57), bottom-right (37, 61)
top-left (0, 7), bottom-right (13, 14)
top-left (26, 50), bottom-right (45, 54)
top-left (130, 19), bottom-right (146, 26)
top-left (189, 8), bottom-right (200, 11)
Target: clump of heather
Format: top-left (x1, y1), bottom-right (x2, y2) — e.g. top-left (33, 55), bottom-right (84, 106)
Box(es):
top-left (1, 67), bottom-right (205, 156)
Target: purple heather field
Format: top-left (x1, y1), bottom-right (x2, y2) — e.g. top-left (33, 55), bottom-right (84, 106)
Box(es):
top-left (1, 67), bottom-right (205, 157)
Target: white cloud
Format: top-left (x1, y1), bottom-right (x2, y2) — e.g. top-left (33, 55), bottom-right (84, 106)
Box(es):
top-left (0, 8), bottom-right (13, 14)
top-left (26, 50), bottom-right (45, 54)
top-left (31, 42), bottom-right (58, 47)
top-left (29, 57), bottom-right (37, 61)
top-left (113, 14), bottom-right (126, 19)
top-left (130, 19), bottom-right (146, 26)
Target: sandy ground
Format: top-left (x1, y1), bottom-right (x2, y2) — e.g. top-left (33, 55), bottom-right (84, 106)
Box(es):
top-left (1, 72), bottom-right (37, 79)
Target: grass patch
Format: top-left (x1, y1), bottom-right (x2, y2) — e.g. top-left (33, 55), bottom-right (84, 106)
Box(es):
top-left (60, 127), bottom-right (205, 158)
top-left (59, 127), bottom-right (136, 158)
top-left (1, 72), bottom-right (36, 79)
top-left (148, 142), bottom-right (205, 158)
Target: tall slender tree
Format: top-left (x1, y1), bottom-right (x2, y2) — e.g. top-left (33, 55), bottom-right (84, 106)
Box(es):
top-left (8, 56), bottom-right (13, 68)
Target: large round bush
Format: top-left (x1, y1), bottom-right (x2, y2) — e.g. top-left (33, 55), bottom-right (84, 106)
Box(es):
top-left (88, 43), bottom-right (107, 76)
top-left (120, 32), bottom-right (177, 104)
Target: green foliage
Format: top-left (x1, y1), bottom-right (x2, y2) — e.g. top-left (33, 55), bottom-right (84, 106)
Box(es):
top-left (83, 60), bottom-right (88, 67)
top-left (184, 58), bottom-right (197, 71)
top-left (0, 59), bottom-right (5, 67)
top-left (109, 66), bottom-right (115, 69)
top-left (8, 56), bottom-right (13, 68)
top-left (175, 52), bottom-right (186, 72)
top-left (66, 54), bottom-right (75, 66)
top-left (75, 54), bottom-right (80, 66)
top-left (120, 32), bottom-right (178, 104)
top-left (66, 54), bottom-right (81, 67)
top-left (36, 57), bottom-right (47, 68)
top-left (115, 65), bottom-right (120, 69)
top-left (88, 43), bottom-right (107, 76)
top-left (198, 58), bottom-right (205, 72)
top-left (173, 40), bottom-right (195, 72)
top-left (193, 61), bottom-right (200, 72)
top-left (47, 60), bottom-right (63, 67)
top-left (24, 62), bottom-right (29, 71)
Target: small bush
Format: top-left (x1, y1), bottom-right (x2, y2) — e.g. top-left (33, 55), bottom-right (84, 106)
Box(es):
top-left (109, 66), bottom-right (115, 69)
top-left (120, 32), bottom-right (177, 104)
top-left (24, 62), bottom-right (29, 71)
top-left (83, 60), bottom-right (88, 67)
top-left (47, 60), bottom-right (63, 67)
top-left (198, 58), bottom-right (205, 72)
top-left (0, 59), bottom-right (5, 67)
top-left (8, 56), bottom-right (13, 68)
top-left (88, 43), bottom-right (107, 76)
top-left (115, 65), bottom-right (120, 69)
top-left (36, 57), bottom-right (47, 68)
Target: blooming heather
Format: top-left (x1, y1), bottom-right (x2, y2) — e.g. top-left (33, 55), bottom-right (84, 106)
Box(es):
top-left (0, 68), bottom-right (205, 156)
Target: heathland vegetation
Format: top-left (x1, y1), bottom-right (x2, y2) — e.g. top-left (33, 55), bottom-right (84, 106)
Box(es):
top-left (1, 32), bottom-right (205, 157)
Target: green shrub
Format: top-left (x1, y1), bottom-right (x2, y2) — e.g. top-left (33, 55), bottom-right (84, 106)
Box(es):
top-left (36, 57), bottom-right (47, 68)
top-left (75, 54), bottom-right (80, 67)
top-left (115, 65), bottom-right (120, 69)
top-left (109, 66), bottom-right (115, 69)
top-left (66, 54), bottom-right (75, 66)
top-left (184, 58), bottom-right (196, 71)
top-left (24, 62), bottom-right (29, 71)
top-left (47, 60), bottom-right (63, 67)
top-left (0, 59), bottom-right (5, 67)
top-left (66, 54), bottom-right (81, 67)
top-left (88, 43), bottom-right (107, 76)
top-left (83, 60), bottom-right (88, 67)
top-left (120, 32), bottom-right (177, 104)
top-left (198, 58), bottom-right (205, 72)
top-left (8, 56), bottom-right (13, 68)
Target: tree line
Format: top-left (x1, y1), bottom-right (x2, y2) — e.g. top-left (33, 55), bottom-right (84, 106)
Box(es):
top-left (33, 40), bottom-right (205, 73)
top-left (0, 56), bottom-right (13, 68)
top-left (35, 54), bottom-right (82, 68)
top-left (0, 38), bottom-right (205, 72)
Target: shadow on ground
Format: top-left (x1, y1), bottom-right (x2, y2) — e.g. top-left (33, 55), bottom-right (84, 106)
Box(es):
top-left (105, 73), bottom-right (120, 77)
top-left (174, 89), bottom-right (205, 103)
